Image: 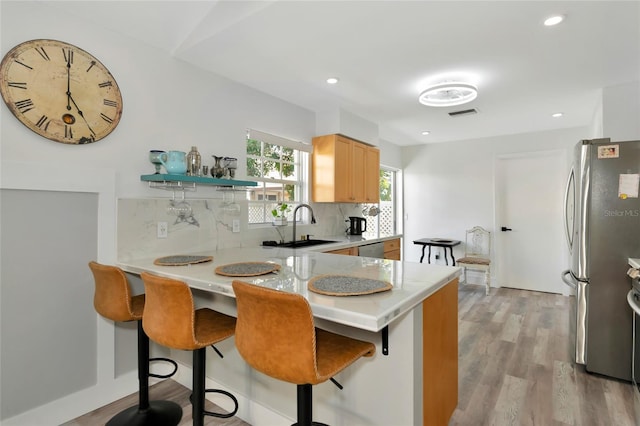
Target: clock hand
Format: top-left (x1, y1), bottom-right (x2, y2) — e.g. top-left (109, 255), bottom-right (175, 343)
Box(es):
top-left (68, 93), bottom-right (96, 137)
top-left (66, 55), bottom-right (72, 111)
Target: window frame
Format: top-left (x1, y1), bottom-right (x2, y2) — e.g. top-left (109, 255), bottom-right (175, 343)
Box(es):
top-left (246, 130), bottom-right (311, 226)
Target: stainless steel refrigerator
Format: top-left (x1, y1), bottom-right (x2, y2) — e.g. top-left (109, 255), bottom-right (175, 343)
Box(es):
top-left (562, 138), bottom-right (640, 381)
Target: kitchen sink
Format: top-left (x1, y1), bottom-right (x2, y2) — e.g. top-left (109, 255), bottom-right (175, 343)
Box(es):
top-left (277, 239), bottom-right (338, 248)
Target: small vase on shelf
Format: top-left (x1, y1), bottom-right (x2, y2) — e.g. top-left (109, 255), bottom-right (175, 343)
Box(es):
top-left (186, 146), bottom-right (201, 176)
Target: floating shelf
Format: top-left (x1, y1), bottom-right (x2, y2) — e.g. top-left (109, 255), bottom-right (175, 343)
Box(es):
top-left (141, 174), bottom-right (257, 191)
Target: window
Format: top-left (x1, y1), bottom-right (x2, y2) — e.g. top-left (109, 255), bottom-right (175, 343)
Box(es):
top-left (363, 166), bottom-right (400, 237)
top-left (246, 130), bottom-right (310, 224)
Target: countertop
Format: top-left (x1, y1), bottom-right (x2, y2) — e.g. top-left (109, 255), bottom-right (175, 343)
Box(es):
top-left (629, 258), bottom-right (640, 269)
top-left (118, 245), bottom-right (460, 332)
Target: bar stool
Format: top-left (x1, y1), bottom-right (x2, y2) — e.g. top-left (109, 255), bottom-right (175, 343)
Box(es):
top-left (88, 261), bottom-right (182, 426)
top-left (140, 272), bottom-right (238, 426)
top-left (232, 280), bottom-right (376, 426)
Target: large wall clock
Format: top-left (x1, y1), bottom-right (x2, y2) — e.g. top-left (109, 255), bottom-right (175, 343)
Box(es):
top-left (0, 39), bottom-right (123, 144)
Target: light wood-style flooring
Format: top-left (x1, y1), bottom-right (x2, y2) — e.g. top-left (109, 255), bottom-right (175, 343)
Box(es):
top-left (451, 284), bottom-right (635, 426)
top-left (67, 284), bottom-right (635, 426)
top-left (63, 378), bottom-right (248, 426)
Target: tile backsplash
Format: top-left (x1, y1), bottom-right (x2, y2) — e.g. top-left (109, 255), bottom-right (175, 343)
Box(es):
top-left (117, 197), bottom-right (364, 261)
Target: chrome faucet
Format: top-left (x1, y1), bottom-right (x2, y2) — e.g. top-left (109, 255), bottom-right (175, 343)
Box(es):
top-left (292, 204), bottom-right (316, 244)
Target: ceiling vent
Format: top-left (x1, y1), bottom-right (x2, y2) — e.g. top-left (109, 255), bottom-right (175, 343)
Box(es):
top-left (448, 108), bottom-right (478, 117)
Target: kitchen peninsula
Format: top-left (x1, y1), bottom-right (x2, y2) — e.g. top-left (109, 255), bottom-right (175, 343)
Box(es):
top-left (118, 246), bottom-right (460, 426)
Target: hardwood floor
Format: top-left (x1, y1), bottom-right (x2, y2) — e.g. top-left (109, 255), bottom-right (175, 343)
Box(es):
top-left (451, 284), bottom-right (635, 426)
top-left (66, 284), bottom-right (635, 425)
top-left (63, 378), bottom-right (249, 426)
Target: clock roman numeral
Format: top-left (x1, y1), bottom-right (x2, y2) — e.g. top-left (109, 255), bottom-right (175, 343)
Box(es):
top-left (36, 115), bottom-right (50, 130)
top-left (14, 60), bottom-right (33, 70)
top-left (103, 99), bottom-right (118, 107)
top-left (35, 46), bottom-right (50, 61)
top-left (8, 82), bottom-right (27, 89)
top-left (14, 99), bottom-right (34, 113)
top-left (98, 81), bottom-right (113, 88)
top-left (86, 61), bottom-right (96, 72)
top-left (100, 113), bottom-right (114, 124)
top-left (62, 48), bottom-right (73, 64)
top-left (65, 125), bottom-right (73, 139)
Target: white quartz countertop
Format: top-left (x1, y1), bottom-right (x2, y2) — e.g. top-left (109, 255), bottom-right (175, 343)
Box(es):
top-left (118, 246), bottom-right (460, 332)
top-left (630, 258), bottom-right (640, 269)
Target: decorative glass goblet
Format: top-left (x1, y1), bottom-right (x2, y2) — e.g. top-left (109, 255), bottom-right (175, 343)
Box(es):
top-left (149, 150), bottom-right (166, 174)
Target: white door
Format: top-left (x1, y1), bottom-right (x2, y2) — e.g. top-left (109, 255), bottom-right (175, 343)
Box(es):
top-left (495, 150), bottom-right (569, 295)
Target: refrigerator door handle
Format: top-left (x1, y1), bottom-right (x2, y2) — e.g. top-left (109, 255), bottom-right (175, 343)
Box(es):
top-left (628, 290), bottom-right (640, 316)
top-left (562, 269), bottom-right (576, 289)
top-left (563, 166), bottom-right (575, 252)
top-left (563, 268), bottom-right (586, 364)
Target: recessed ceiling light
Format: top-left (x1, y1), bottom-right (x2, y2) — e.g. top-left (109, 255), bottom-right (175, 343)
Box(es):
top-left (326, 77), bottom-right (339, 84)
top-left (544, 15), bottom-right (564, 26)
top-left (421, 130), bottom-right (431, 135)
top-left (552, 112), bottom-right (564, 118)
top-left (419, 82), bottom-right (478, 107)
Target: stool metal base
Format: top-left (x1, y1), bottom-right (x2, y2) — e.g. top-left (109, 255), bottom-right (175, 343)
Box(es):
top-left (293, 384), bottom-right (329, 426)
top-left (105, 400), bottom-right (183, 426)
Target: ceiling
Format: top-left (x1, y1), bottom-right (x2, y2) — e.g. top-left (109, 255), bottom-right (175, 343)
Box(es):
top-left (47, 1), bottom-right (640, 146)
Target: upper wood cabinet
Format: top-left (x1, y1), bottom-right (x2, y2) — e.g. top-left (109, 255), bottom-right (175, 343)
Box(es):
top-left (312, 134), bottom-right (380, 203)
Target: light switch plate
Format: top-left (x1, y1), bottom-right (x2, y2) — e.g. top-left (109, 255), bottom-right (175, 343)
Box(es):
top-left (232, 219), bottom-right (240, 233)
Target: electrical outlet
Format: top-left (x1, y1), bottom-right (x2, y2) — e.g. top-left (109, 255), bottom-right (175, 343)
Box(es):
top-left (157, 221), bottom-right (168, 238)
top-left (232, 219), bottom-right (240, 233)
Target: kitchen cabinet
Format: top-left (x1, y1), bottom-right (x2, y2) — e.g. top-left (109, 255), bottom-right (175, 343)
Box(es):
top-left (384, 238), bottom-right (401, 260)
top-left (325, 246), bottom-right (358, 256)
top-left (312, 134), bottom-right (380, 203)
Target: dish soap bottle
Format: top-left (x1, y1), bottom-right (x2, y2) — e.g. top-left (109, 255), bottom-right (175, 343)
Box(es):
top-left (186, 146), bottom-right (201, 176)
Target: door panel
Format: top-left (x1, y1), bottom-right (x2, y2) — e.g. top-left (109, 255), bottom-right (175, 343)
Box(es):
top-left (496, 151), bottom-right (568, 294)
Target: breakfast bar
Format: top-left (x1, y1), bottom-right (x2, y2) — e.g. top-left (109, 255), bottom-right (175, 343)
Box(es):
top-left (118, 246), bottom-right (461, 426)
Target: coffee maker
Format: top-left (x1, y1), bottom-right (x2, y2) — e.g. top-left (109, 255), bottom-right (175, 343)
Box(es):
top-left (348, 216), bottom-right (367, 235)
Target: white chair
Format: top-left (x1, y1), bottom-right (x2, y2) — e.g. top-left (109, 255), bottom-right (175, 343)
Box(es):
top-left (457, 226), bottom-right (491, 295)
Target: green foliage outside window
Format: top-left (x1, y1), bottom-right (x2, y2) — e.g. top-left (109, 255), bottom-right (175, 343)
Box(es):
top-left (380, 169), bottom-right (392, 201)
top-left (247, 139), bottom-right (295, 179)
top-left (247, 136), bottom-right (302, 223)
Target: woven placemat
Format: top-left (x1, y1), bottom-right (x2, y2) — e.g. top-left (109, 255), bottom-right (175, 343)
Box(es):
top-left (154, 255), bottom-right (213, 266)
top-left (215, 262), bottom-right (281, 277)
top-left (308, 274), bottom-right (392, 296)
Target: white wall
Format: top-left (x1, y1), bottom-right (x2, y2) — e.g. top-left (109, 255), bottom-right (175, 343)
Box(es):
top-left (603, 81), bottom-right (640, 141)
top-left (401, 126), bottom-right (589, 265)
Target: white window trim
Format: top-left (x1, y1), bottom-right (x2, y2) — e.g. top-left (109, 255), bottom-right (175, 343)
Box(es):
top-left (247, 129), bottom-right (311, 226)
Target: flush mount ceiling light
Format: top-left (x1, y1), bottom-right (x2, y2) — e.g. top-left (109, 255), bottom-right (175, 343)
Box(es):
top-left (418, 82), bottom-right (478, 107)
top-left (544, 15), bottom-right (565, 26)
top-left (326, 77), bottom-right (339, 84)
top-left (421, 130), bottom-right (431, 135)
top-left (552, 112), bottom-right (564, 118)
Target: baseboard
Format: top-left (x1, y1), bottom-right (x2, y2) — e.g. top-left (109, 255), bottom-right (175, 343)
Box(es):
top-left (1, 372), bottom-right (138, 426)
top-left (2, 361), bottom-right (292, 426)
